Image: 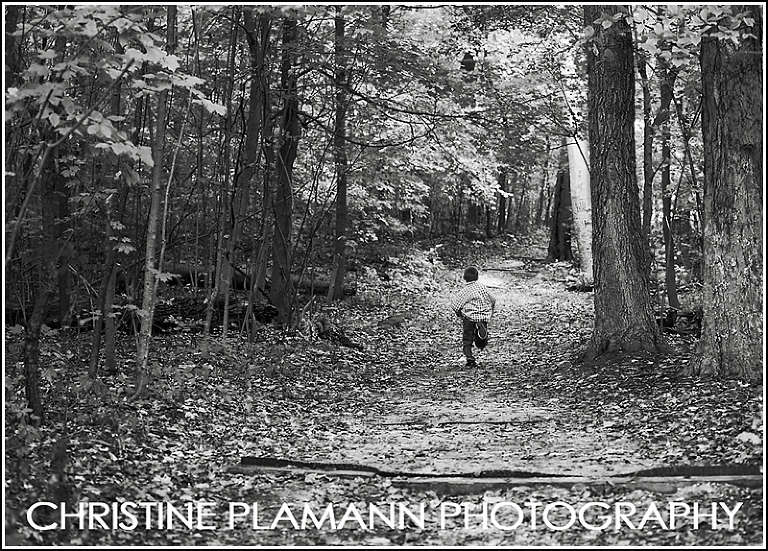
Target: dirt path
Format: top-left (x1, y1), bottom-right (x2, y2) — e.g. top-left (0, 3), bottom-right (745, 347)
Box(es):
top-left (225, 258), bottom-right (761, 546)
top-left (308, 260), bottom-right (660, 479)
top-left (8, 247), bottom-right (756, 547)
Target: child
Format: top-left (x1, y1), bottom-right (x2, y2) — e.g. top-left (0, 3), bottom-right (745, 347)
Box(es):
top-left (450, 266), bottom-right (496, 368)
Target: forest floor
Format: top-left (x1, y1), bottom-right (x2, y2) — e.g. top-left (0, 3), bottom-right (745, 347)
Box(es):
top-left (4, 234), bottom-right (764, 547)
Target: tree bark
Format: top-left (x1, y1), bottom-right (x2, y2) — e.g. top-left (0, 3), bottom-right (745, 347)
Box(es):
top-left (23, 272), bottom-right (54, 425)
top-left (54, 171), bottom-right (72, 327)
top-left (134, 5), bottom-right (177, 399)
top-left (328, 8), bottom-right (350, 303)
top-left (513, 173), bottom-right (530, 233)
top-left (23, 159), bottom-right (61, 424)
top-left (243, 8), bottom-right (274, 337)
top-left (583, 5), bottom-right (666, 360)
top-left (637, 49), bottom-right (654, 253)
top-left (566, 137), bottom-right (593, 281)
top-left (252, 33), bottom-right (276, 311)
top-left (465, 200), bottom-right (480, 238)
top-left (211, 7), bottom-right (244, 338)
top-left (19, 19), bottom-right (71, 422)
top-left (4, 5), bottom-right (21, 90)
top-left (89, 39), bottom-right (130, 377)
top-left (656, 51), bottom-right (681, 311)
top-left (545, 170), bottom-right (573, 262)
top-left (270, 15), bottom-right (300, 325)
top-left (688, 6), bottom-right (763, 381)
top-left (88, 183), bottom-right (129, 378)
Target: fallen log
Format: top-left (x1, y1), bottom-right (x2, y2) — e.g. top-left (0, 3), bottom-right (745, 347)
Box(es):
top-left (290, 275), bottom-right (356, 296)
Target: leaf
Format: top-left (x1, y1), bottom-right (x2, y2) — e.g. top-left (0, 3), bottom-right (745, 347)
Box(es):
top-left (109, 142), bottom-right (128, 155)
top-left (137, 146), bottom-right (154, 167)
top-left (143, 45), bottom-right (166, 65)
top-left (116, 243), bottom-right (135, 255)
top-left (735, 432), bottom-right (761, 445)
top-left (99, 122), bottom-right (113, 138)
top-left (158, 271), bottom-right (180, 283)
top-left (193, 98), bottom-right (227, 117)
top-left (165, 54), bottom-right (180, 72)
top-left (83, 19), bottom-right (99, 37)
top-left (38, 49), bottom-right (58, 60)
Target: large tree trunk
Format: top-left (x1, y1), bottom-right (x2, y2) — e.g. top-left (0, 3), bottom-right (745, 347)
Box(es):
top-left (243, 8), bottom-right (273, 337)
top-left (583, 5), bottom-right (666, 360)
top-left (566, 138), bottom-right (593, 282)
top-left (688, 6), bottom-right (762, 381)
top-left (270, 15), bottom-right (300, 325)
top-left (328, 8), bottom-right (349, 303)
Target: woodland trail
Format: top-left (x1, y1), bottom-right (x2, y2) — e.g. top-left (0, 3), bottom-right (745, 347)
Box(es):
top-left (5, 243), bottom-right (762, 547)
top-left (221, 253), bottom-right (761, 546)
top-left (298, 259), bottom-right (661, 479)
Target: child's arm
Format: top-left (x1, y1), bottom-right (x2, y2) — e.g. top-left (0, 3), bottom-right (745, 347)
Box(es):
top-left (450, 289), bottom-right (467, 318)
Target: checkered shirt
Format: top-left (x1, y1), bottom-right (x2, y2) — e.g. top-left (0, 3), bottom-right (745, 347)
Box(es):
top-left (451, 281), bottom-right (496, 322)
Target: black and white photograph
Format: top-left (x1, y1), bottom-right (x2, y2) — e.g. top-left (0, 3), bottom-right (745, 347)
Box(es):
top-left (3, 3), bottom-right (764, 547)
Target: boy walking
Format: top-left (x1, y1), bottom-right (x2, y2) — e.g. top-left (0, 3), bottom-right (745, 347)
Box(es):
top-left (450, 266), bottom-right (496, 368)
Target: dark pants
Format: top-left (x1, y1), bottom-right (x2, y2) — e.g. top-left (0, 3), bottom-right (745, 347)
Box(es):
top-left (462, 318), bottom-right (488, 361)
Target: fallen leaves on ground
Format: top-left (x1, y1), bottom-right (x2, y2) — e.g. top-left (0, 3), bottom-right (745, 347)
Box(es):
top-left (4, 236), bottom-right (763, 546)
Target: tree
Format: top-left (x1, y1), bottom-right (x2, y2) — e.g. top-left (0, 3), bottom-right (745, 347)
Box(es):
top-left (687, 6), bottom-right (762, 381)
top-left (556, 42), bottom-right (593, 281)
top-left (269, 15), bottom-right (300, 325)
top-left (633, 5), bottom-right (682, 310)
top-left (242, 7), bottom-right (274, 334)
top-left (327, 7), bottom-right (350, 303)
top-left (5, 6), bottom-right (158, 417)
top-left (203, 6), bottom-right (240, 340)
top-left (134, 5), bottom-right (177, 399)
top-left (583, 5), bottom-right (667, 360)
top-left (566, 138), bottom-right (593, 282)
top-left (4, 5), bottom-right (22, 89)
top-left (545, 169), bottom-right (573, 263)
top-left (656, 49), bottom-right (681, 311)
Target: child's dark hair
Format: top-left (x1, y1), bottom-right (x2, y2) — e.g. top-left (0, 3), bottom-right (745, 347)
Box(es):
top-left (463, 266), bottom-right (479, 282)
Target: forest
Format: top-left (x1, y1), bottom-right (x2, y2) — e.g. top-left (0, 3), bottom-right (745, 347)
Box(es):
top-left (3, 4), bottom-right (764, 547)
